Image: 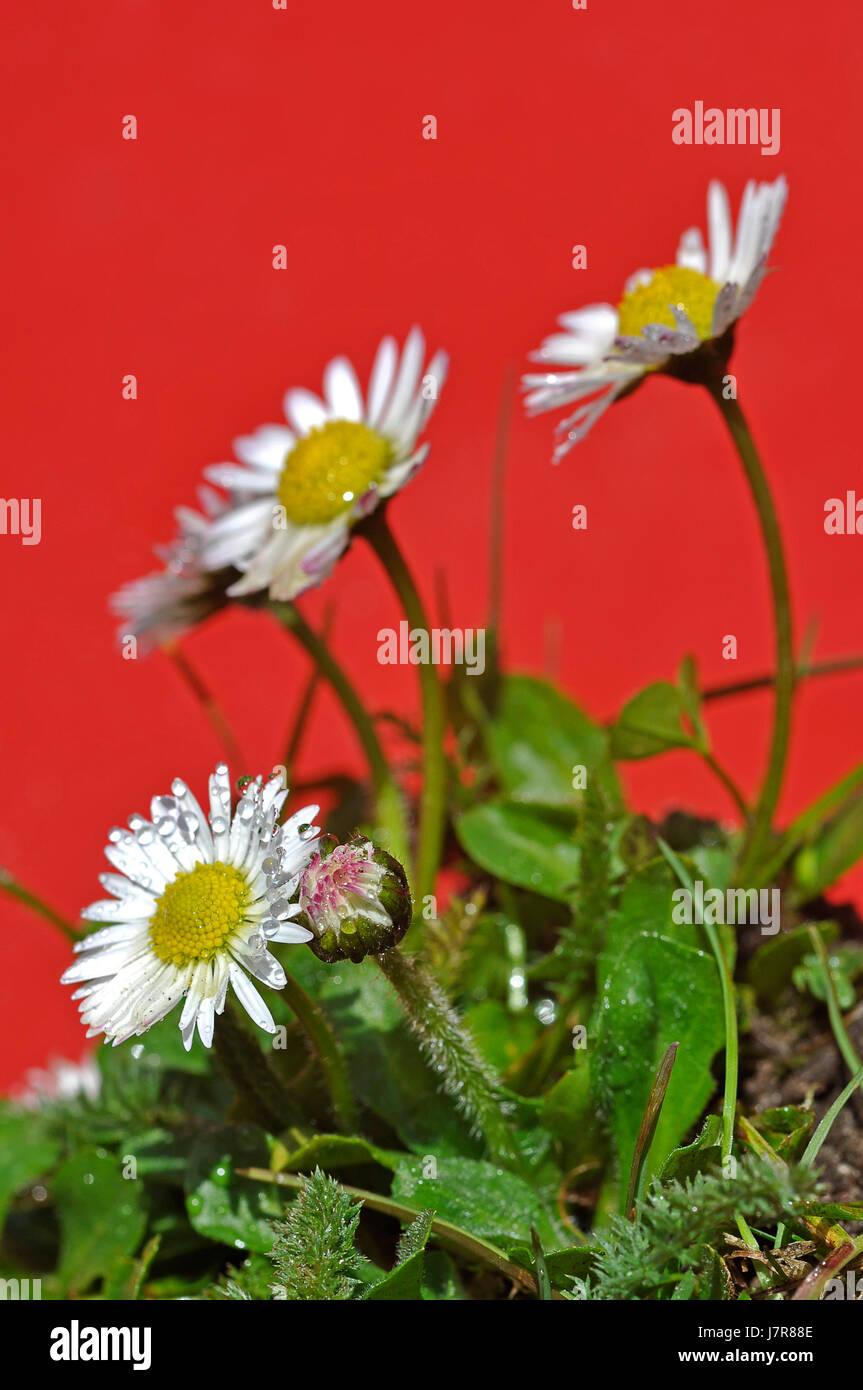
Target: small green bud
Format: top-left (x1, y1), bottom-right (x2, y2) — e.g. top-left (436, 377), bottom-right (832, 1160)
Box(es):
top-left (297, 835), bottom-right (412, 964)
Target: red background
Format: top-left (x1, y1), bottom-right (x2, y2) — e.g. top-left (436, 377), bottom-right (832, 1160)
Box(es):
top-left (2, 0), bottom-right (861, 1088)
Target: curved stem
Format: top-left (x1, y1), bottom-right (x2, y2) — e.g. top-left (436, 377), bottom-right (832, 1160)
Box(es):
top-left (706, 384), bottom-right (795, 881)
top-left (281, 971), bottom-right (357, 1134)
top-left (699, 750), bottom-right (749, 822)
top-left (0, 869), bottom-right (81, 943)
top-left (362, 512), bottom-right (447, 903)
top-left (270, 602), bottom-right (409, 868)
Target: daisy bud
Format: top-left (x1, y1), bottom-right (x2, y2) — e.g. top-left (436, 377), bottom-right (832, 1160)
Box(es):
top-left (298, 835), bottom-right (412, 964)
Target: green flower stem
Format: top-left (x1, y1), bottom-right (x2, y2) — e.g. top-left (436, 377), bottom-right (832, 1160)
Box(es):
top-left (212, 1002), bottom-right (301, 1134)
top-left (807, 926), bottom-right (862, 1077)
top-left (238, 1166), bottom-right (551, 1297)
top-left (377, 947), bottom-right (524, 1172)
top-left (281, 971), bottom-right (357, 1134)
top-left (707, 382), bottom-right (794, 882)
top-left (271, 602), bottom-right (409, 868)
top-left (363, 510), bottom-right (447, 904)
top-left (699, 750), bottom-right (749, 822)
top-left (0, 868), bottom-right (81, 943)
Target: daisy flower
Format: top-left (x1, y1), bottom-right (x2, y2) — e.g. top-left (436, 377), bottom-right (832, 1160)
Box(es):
top-left (523, 176), bottom-right (788, 459)
top-left (62, 765), bottom-right (320, 1050)
top-left (198, 327), bottom-right (448, 601)
top-left (110, 487), bottom-right (234, 651)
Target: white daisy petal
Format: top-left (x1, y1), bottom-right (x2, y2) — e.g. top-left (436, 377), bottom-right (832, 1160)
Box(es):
top-left (204, 464), bottom-right (278, 494)
top-left (62, 765), bottom-right (320, 1047)
top-left (283, 388), bottom-right (329, 436)
top-left (366, 335), bottom-right (398, 425)
top-left (379, 326), bottom-right (425, 436)
top-left (676, 226), bottom-right (707, 274)
top-left (323, 356), bottom-right (364, 421)
top-left (233, 425), bottom-right (294, 471)
top-left (707, 180), bottom-right (732, 283)
top-left (229, 964), bottom-right (276, 1034)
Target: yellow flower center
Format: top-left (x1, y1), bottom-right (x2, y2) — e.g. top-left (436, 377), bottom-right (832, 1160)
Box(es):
top-left (277, 420), bottom-right (393, 526)
top-left (149, 862), bottom-right (250, 967)
top-left (617, 266), bottom-right (720, 342)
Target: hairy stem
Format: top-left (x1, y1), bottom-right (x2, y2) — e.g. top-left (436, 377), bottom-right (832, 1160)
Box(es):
top-left (377, 947), bottom-right (523, 1171)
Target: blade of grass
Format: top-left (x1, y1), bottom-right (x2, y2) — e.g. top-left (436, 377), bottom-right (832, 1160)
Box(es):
top-left (624, 1041), bottom-right (679, 1219)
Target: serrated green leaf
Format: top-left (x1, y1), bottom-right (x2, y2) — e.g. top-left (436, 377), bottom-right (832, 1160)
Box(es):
top-left (391, 1156), bottom-right (558, 1249)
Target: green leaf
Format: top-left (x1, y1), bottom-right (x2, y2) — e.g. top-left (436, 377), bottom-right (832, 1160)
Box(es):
top-left (602, 857), bottom-right (709, 979)
top-left (53, 1148), bottom-right (147, 1294)
top-left (610, 682), bottom-right (699, 760)
top-left (746, 923), bottom-right (838, 1003)
top-left (0, 1108), bottom-right (59, 1231)
top-left (794, 795), bottom-right (863, 897)
top-left (659, 1115), bottom-right (723, 1183)
top-left (486, 674), bottom-right (620, 807)
top-left (455, 800), bottom-right (580, 902)
top-left (364, 1212), bottom-right (433, 1301)
top-left (273, 1133), bottom-right (401, 1174)
top-left (538, 1065), bottom-right (598, 1163)
top-left (748, 1106), bottom-right (814, 1162)
top-left (186, 1125), bottom-right (285, 1255)
top-left (391, 1156), bottom-right (559, 1249)
top-left (593, 933), bottom-right (725, 1184)
top-left (364, 1249), bottom-right (425, 1300)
